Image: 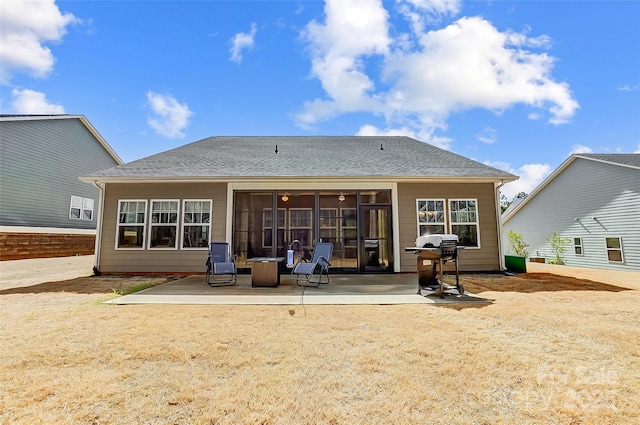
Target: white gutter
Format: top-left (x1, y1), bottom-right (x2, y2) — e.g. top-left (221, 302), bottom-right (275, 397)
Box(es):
top-left (91, 181), bottom-right (105, 274)
top-left (495, 179), bottom-right (508, 271)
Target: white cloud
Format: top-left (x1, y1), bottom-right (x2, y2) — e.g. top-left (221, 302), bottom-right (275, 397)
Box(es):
top-left (617, 84), bottom-right (639, 92)
top-left (0, 0), bottom-right (77, 83)
top-left (476, 127), bottom-right (497, 144)
top-left (296, 0), bottom-right (390, 127)
top-left (229, 22), bottom-right (257, 63)
top-left (634, 143), bottom-right (640, 154)
top-left (488, 161), bottom-right (552, 199)
top-left (569, 144), bottom-right (593, 155)
top-left (356, 123), bottom-right (453, 149)
top-left (297, 2), bottom-right (579, 139)
top-left (11, 88), bottom-right (65, 114)
top-left (398, 0), bottom-right (461, 34)
top-left (146, 92), bottom-right (193, 139)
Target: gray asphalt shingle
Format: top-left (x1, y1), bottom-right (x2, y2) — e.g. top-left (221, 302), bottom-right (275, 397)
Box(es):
top-left (85, 136), bottom-right (517, 180)
top-left (577, 153), bottom-right (640, 169)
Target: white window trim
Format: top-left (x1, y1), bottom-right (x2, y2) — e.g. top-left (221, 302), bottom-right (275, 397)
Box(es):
top-left (83, 198), bottom-right (94, 220)
top-left (115, 199), bottom-right (147, 250)
top-left (448, 198), bottom-right (481, 249)
top-left (148, 199), bottom-right (180, 250)
top-left (181, 199), bottom-right (212, 250)
top-left (605, 236), bottom-right (624, 263)
top-left (70, 196), bottom-right (83, 220)
top-left (288, 208), bottom-right (313, 249)
top-left (573, 237), bottom-right (584, 256)
top-left (416, 198), bottom-right (447, 237)
top-left (70, 196), bottom-right (94, 221)
top-left (262, 208), bottom-right (286, 248)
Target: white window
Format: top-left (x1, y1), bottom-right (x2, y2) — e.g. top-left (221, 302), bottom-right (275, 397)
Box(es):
top-left (416, 199), bottom-right (446, 236)
top-left (320, 208), bottom-right (338, 241)
top-left (182, 200), bottom-right (212, 249)
top-left (83, 198), bottom-right (94, 220)
top-left (289, 208), bottom-right (313, 248)
top-left (605, 237), bottom-right (624, 263)
top-left (573, 237), bottom-right (583, 255)
top-left (116, 200), bottom-right (147, 249)
top-left (262, 208), bottom-right (285, 248)
top-left (69, 196), bottom-right (94, 220)
top-left (148, 200), bottom-right (179, 249)
top-left (448, 199), bottom-right (480, 248)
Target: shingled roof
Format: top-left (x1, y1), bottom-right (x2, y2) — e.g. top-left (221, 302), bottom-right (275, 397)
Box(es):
top-left (576, 153), bottom-right (640, 169)
top-left (83, 136), bottom-right (517, 181)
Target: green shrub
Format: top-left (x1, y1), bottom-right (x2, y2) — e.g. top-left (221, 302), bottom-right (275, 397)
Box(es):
top-left (507, 230), bottom-right (529, 257)
top-left (546, 232), bottom-right (570, 265)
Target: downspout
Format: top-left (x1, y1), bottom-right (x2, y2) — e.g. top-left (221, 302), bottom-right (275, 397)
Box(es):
top-left (495, 180), bottom-right (506, 271)
top-left (91, 181), bottom-right (105, 275)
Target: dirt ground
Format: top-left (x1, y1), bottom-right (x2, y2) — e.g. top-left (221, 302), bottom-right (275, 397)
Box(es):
top-left (1, 256), bottom-right (639, 424)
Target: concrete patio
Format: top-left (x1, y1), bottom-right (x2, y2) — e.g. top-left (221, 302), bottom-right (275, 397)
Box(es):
top-left (105, 273), bottom-right (494, 305)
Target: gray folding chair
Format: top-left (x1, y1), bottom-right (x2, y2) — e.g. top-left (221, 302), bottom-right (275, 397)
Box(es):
top-left (205, 242), bottom-right (237, 287)
top-left (290, 242), bottom-right (333, 287)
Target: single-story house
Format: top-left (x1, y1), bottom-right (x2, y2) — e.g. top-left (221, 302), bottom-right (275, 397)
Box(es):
top-left (0, 115), bottom-right (123, 260)
top-left (80, 136), bottom-right (517, 275)
top-left (502, 153), bottom-right (640, 271)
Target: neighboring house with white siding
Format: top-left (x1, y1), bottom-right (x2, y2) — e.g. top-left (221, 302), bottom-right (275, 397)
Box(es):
top-left (501, 154), bottom-right (640, 271)
top-left (0, 115), bottom-right (123, 260)
top-left (80, 136), bottom-right (517, 275)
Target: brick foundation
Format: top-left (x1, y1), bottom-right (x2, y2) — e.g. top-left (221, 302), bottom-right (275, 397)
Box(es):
top-left (0, 233), bottom-right (95, 261)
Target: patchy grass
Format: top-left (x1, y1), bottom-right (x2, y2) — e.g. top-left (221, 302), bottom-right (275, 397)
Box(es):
top-left (1, 273), bottom-right (639, 424)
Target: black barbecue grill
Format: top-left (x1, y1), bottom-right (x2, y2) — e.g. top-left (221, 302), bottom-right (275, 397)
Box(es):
top-left (405, 234), bottom-right (464, 298)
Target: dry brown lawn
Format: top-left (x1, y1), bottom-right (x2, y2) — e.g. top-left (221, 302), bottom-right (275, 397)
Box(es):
top-left (1, 264), bottom-right (639, 424)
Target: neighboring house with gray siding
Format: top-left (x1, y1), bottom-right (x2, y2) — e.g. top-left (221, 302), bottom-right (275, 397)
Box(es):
top-left (0, 115), bottom-right (122, 260)
top-left (80, 136), bottom-right (517, 275)
top-left (502, 154), bottom-right (640, 271)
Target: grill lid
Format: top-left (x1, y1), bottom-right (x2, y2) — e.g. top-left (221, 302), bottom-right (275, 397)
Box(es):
top-left (416, 234), bottom-right (459, 248)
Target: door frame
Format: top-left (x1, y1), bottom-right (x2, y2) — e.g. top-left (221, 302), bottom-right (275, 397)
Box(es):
top-left (359, 205), bottom-right (393, 273)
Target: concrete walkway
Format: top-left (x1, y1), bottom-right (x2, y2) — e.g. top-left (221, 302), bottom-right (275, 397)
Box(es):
top-left (105, 273), bottom-right (493, 306)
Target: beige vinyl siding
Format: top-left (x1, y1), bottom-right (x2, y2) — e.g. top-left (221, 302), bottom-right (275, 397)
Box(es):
top-left (99, 183), bottom-right (227, 273)
top-left (397, 182), bottom-right (500, 272)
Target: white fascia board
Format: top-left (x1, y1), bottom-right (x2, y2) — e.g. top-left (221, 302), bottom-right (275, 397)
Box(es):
top-left (78, 116), bottom-right (124, 165)
top-left (79, 175), bottom-right (515, 185)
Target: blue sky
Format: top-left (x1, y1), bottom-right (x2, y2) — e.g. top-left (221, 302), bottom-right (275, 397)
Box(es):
top-left (1, 0), bottom-right (638, 199)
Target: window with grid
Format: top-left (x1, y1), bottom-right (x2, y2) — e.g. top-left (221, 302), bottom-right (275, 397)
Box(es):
top-left (289, 209), bottom-right (312, 248)
top-left (448, 199), bottom-right (480, 248)
top-left (605, 237), bottom-right (623, 263)
top-left (149, 200), bottom-right (179, 249)
top-left (116, 200), bottom-right (147, 249)
top-left (263, 208), bottom-right (286, 248)
top-left (182, 200), bottom-right (211, 249)
top-left (320, 208), bottom-right (338, 243)
top-left (573, 237), bottom-right (583, 255)
top-left (416, 199), bottom-right (446, 236)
